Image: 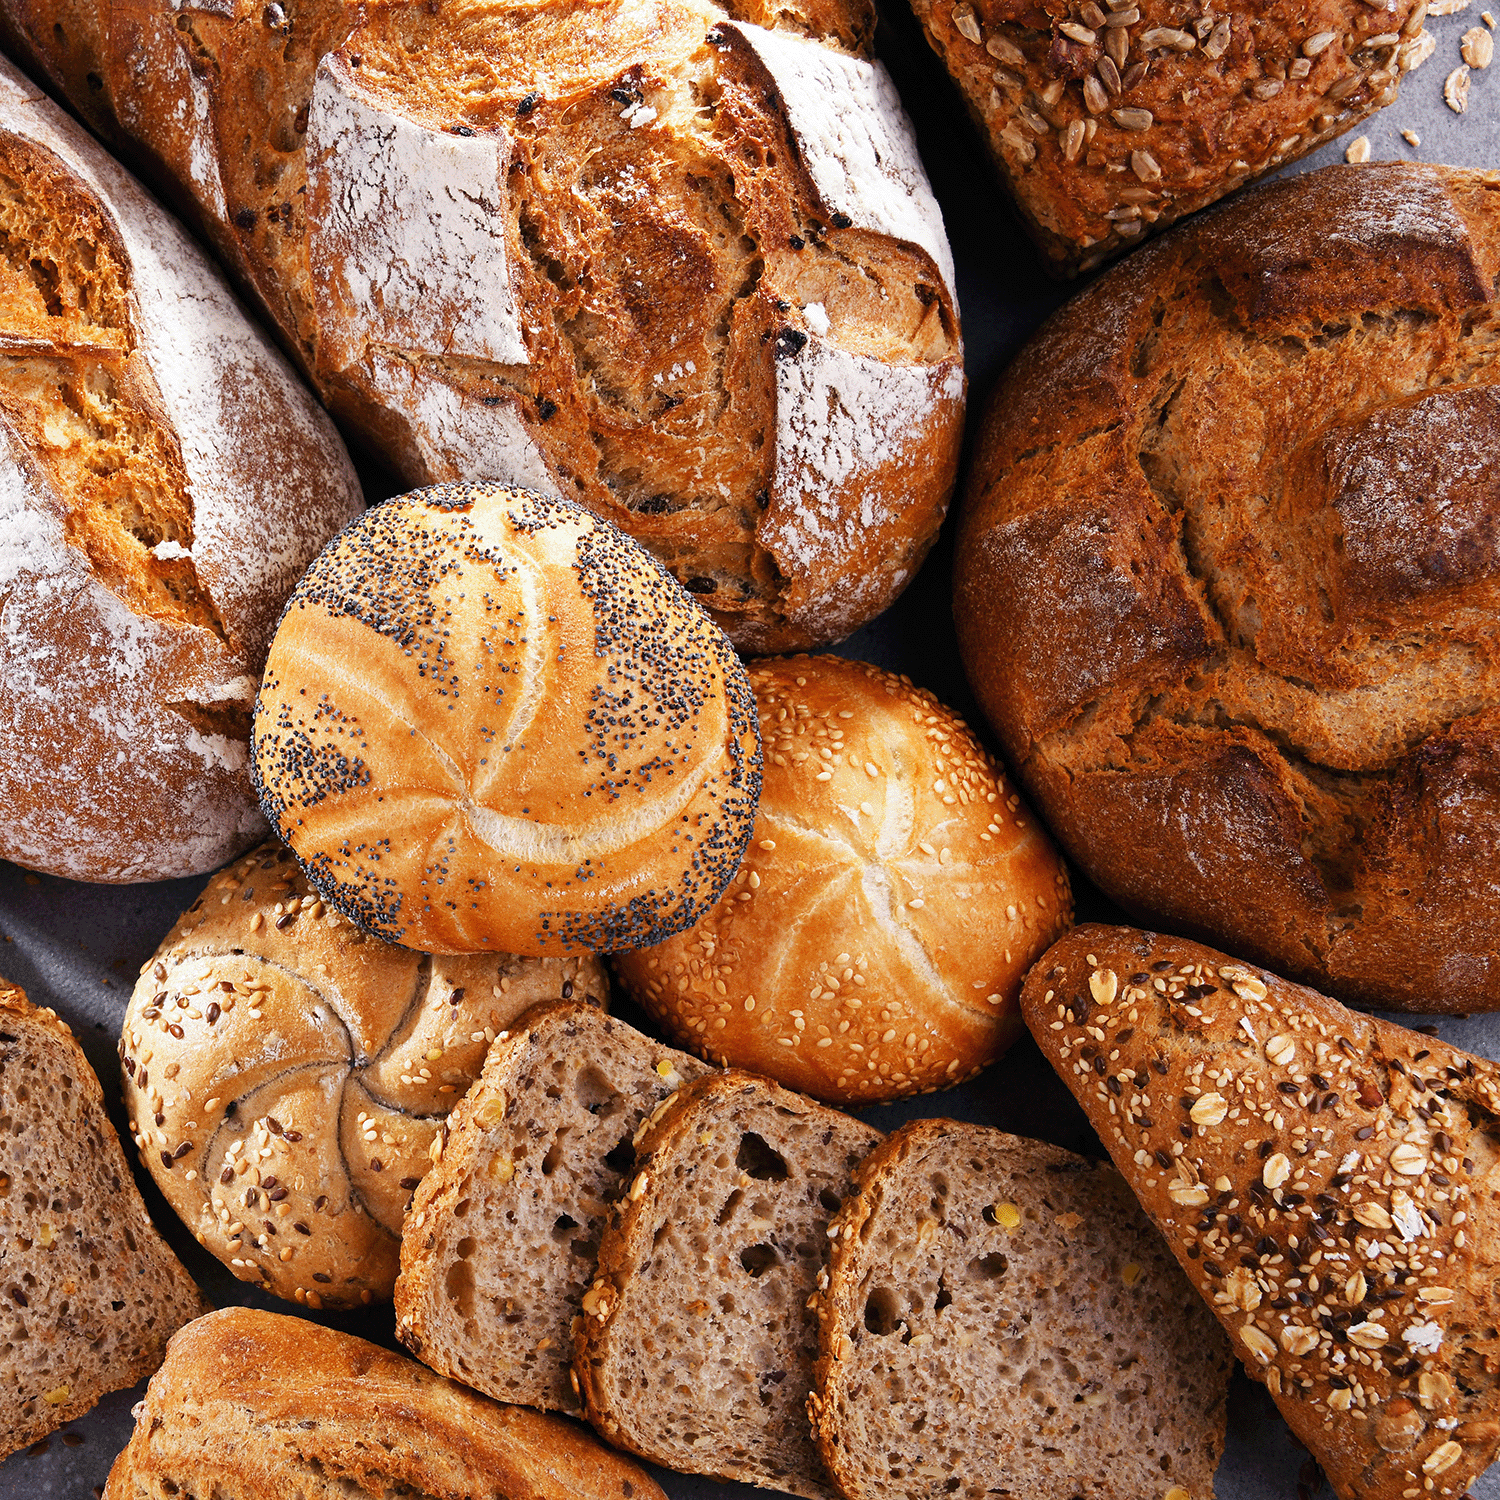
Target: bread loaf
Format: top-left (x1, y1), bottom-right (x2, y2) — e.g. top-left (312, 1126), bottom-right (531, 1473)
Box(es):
top-left (1021, 925), bottom-right (1500, 1500)
top-left (121, 841), bottom-right (609, 1307)
top-left (956, 163), bottom-right (1500, 1014)
top-left (0, 56), bottom-right (362, 883)
top-left (0, 0), bottom-right (963, 653)
top-left (614, 655), bottom-right (1072, 1100)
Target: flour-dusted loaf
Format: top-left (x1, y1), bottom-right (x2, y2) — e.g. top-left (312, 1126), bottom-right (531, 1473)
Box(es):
top-left (957, 163), bottom-right (1500, 1014)
top-left (101, 1307), bottom-right (670, 1500)
top-left (1, 977), bottom-right (209, 1461)
top-left (810, 1119), bottom-right (1233, 1500)
top-left (397, 1003), bottom-right (709, 1411)
top-left (0, 0), bottom-right (963, 653)
top-left (576, 1071), bottom-right (881, 1498)
top-left (1022, 925), bottom-right (1500, 1500)
top-left (121, 842), bottom-right (609, 1308)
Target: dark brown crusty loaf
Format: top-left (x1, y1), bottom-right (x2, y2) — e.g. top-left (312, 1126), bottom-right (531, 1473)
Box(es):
top-left (809, 1118), bottom-right (1232, 1500)
top-left (956, 163), bottom-right (1500, 1014)
top-left (1, 977), bottom-right (209, 1461)
top-left (101, 1306), bottom-right (670, 1500)
top-left (1021, 925), bottom-right (1500, 1500)
top-left (908, 0), bottom-right (1427, 275)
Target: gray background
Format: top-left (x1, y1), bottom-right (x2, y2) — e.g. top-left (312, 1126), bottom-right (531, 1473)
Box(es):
top-left (0, 7), bottom-right (1496, 1497)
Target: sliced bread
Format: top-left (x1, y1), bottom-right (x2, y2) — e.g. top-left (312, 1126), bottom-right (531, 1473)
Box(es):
top-left (1, 976), bottom-right (209, 1459)
top-left (809, 1118), bottom-right (1233, 1500)
top-left (575, 1070), bottom-right (882, 1499)
top-left (395, 1002), bottom-right (708, 1411)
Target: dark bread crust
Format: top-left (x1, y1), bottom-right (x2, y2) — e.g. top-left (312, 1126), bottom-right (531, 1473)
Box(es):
top-left (956, 163), bottom-right (1500, 1013)
top-left (1021, 925), bottom-right (1500, 1500)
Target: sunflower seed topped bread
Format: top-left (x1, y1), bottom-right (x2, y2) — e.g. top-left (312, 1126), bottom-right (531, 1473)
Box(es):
top-left (809, 1118), bottom-right (1233, 1500)
top-left (101, 1306), bottom-right (670, 1500)
top-left (1, 976), bottom-right (209, 1462)
top-left (396, 1003), bottom-right (708, 1412)
top-left (1021, 925), bottom-right (1500, 1500)
top-left (121, 841), bottom-right (608, 1309)
top-left (956, 163), bottom-right (1500, 1015)
top-left (575, 1070), bottom-right (882, 1498)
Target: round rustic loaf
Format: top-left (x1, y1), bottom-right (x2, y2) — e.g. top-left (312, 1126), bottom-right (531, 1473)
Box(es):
top-left (956, 162), bottom-right (1500, 1014)
top-left (120, 841), bottom-right (609, 1308)
top-left (0, 0), bottom-right (962, 653)
top-left (0, 59), bottom-right (362, 882)
top-left (612, 655), bottom-right (1072, 1100)
top-left (253, 483), bottom-right (762, 956)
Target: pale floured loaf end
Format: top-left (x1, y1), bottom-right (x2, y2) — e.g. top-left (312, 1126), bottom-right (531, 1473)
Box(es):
top-left (0, 976), bottom-right (210, 1462)
top-left (809, 1118), bottom-right (1232, 1500)
top-left (252, 483), bottom-right (762, 956)
top-left (396, 1002), bottom-right (709, 1411)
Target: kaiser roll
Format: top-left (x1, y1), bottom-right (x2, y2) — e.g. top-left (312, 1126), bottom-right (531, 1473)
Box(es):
top-left (121, 841), bottom-right (609, 1308)
top-left (955, 163), bottom-right (1500, 1014)
top-left (612, 655), bottom-right (1072, 1100)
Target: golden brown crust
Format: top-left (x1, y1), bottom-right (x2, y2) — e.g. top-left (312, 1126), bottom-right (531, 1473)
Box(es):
top-left (1021, 925), bottom-right (1500, 1500)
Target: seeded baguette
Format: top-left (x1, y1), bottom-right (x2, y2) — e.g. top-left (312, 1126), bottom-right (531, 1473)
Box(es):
top-left (809, 1118), bottom-right (1232, 1500)
top-left (396, 1003), bottom-right (708, 1411)
top-left (574, 1070), bottom-right (882, 1498)
top-left (1021, 925), bottom-right (1500, 1500)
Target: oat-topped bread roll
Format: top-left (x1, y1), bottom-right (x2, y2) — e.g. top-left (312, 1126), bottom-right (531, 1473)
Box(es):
top-left (1022, 925), bottom-right (1500, 1500)
top-left (1, 977), bottom-right (209, 1461)
top-left (614, 655), bottom-right (1072, 1101)
top-left (910, 0), bottom-right (1429, 276)
top-left (957, 163), bottom-right (1500, 1014)
top-left (253, 483), bottom-right (762, 956)
top-left (0, 57), bottom-right (362, 883)
top-left (0, 0), bottom-right (962, 654)
top-left (121, 841), bottom-right (609, 1308)
top-left (102, 1307), bottom-right (669, 1500)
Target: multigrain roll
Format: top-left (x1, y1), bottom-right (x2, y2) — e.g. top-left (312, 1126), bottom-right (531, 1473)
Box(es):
top-left (121, 841), bottom-right (609, 1308)
top-left (253, 484), bottom-right (762, 956)
top-left (612, 656), bottom-right (1072, 1100)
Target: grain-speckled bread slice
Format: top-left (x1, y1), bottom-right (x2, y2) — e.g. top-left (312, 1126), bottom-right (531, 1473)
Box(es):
top-left (809, 1118), bottom-right (1233, 1500)
top-left (396, 1002), bottom-right (708, 1411)
top-left (575, 1070), bottom-right (882, 1498)
top-left (1021, 925), bottom-right (1500, 1500)
top-left (0, 977), bottom-right (209, 1461)
top-left (101, 1306), bottom-right (669, 1500)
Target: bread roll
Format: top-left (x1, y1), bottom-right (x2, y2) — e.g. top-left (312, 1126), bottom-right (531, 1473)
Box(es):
top-left (253, 483), bottom-right (762, 957)
top-left (0, 56), bottom-right (362, 883)
top-left (120, 841), bottom-right (609, 1308)
top-left (612, 655), bottom-right (1071, 1101)
top-left (956, 163), bottom-right (1500, 1014)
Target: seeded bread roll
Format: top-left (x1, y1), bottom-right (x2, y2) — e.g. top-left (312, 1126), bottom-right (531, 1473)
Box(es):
top-left (0, 56), bottom-right (362, 883)
top-left (1022, 925), bottom-right (1500, 1500)
top-left (613, 655), bottom-right (1072, 1101)
top-left (956, 163), bottom-right (1500, 1014)
top-left (120, 841), bottom-right (609, 1309)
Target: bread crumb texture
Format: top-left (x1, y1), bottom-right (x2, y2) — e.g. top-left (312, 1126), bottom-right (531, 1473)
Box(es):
top-left (957, 163), bottom-right (1500, 1014)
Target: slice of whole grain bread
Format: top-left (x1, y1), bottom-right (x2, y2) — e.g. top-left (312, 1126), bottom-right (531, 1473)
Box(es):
top-left (809, 1117), bottom-right (1233, 1500)
top-left (395, 1002), bottom-right (707, 1411)
top-left (575, 1070), bottom-right (882, 1499)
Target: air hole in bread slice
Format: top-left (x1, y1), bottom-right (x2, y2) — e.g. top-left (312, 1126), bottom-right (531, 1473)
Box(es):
top-left (863, 1285), bottom-right (901, 1335)
top-left (735, 1131), bottom-right (788, 1180)
top-left (739, 1242), bottom-right (778, 1278)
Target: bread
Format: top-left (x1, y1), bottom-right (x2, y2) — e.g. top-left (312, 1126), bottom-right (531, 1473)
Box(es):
top-left (809, 1118), bottom-right (1233, 1500)
top-left (955, 162), bottom-right (1500, 1015)
top-left (253, 483), bottom-right (762, 957)
top-left (0, 56), bottom-right (362, 883)
top-left (120, 840), bottom-right (609, 1308)
top-left (101, 1306), bottom-right (669, 1500)
top-left (0, 976), bottom-right (209, 1461)
top-left (908, 0), bottom-right (1428, 276)
top-left (0, 0), bottom-right (964, 654)
top-left (613, 655), bottom-right (1072, 1101)
top-left (575, 1070), bottom-right (881, 1498)
top-left (1020, 924), bottom-right (1500, 1500)
top-left (396, 1002), bottom-right (709, 1412)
